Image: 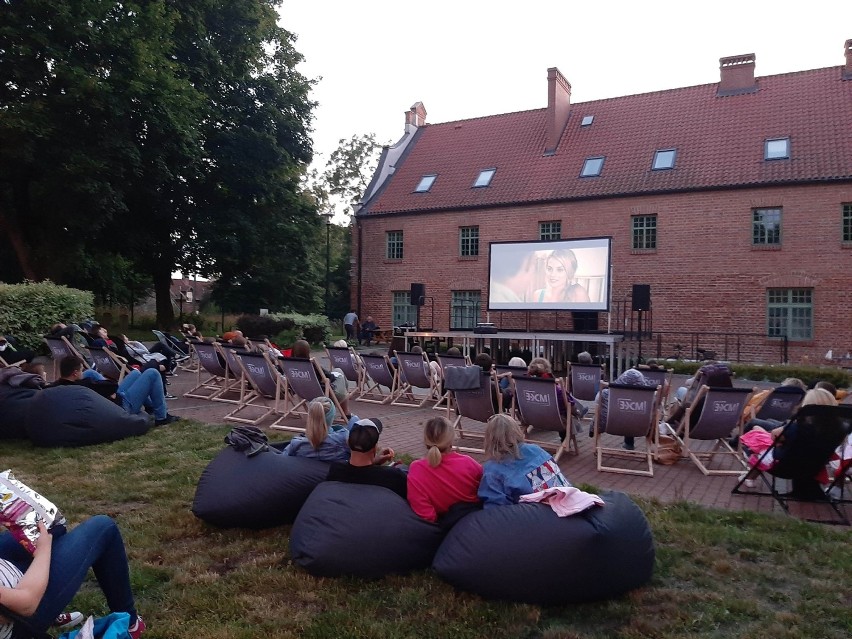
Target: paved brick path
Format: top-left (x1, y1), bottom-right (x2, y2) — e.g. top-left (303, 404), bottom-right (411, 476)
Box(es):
top-left (164, 355), bottom-right (850, 525)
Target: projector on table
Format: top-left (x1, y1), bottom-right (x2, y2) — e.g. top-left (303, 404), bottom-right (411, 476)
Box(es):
top-left (473, 323), bottom-right (498, 334)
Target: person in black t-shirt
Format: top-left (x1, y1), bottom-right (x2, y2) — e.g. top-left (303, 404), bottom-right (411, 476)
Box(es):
top-left (326, 418), bottom-right (407, 499)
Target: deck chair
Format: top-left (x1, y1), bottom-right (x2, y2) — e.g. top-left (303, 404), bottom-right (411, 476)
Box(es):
top-left (568, 363), bottom-right (604, 424)
top-left (89, 346), bottom-right (130, 382)
top-left (0, 352), bottom-right (25, 367)
top-left (494, 364), bottom-right (528, 418)
top-left (434, 353), bottom-right (470, 409)
top-left (638, 367), bottom-right (673, 412)
top-left (215, 343), bottom-right (251, 405)
top-left (325, 345), bottom-right (364, 399)
top-left (357, 353), bottom-right (399, 404)
top-left (744, 385), bottom-right (806, 427)
top-left (666, 364), bottom-right (734, 425)
top-left (223, 351), bottom-right (283, 425)
top-left (733, 405), bottom-right (852, 525)
top-left (512, 375), bottom-right (577, 461)
top-left (594, 383), bottom-right (661, 476)
top-left (183, 341), bottom-right (237, 401)
top-left (667, 386), bottom-right (754, 475)
top-left (447, 367), bottom-right (499, 453)
top-left (271, 356), bottom-right (346, 431)
top-left (43, 335), bottom-right (91, 379)
top-left (392, 351), bottom-right (441, 408)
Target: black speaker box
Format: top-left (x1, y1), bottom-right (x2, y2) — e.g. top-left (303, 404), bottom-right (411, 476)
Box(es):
top-left (410, 283), bottom-right (426, 306)
top-left (632, 284), bottom-right (651, 312)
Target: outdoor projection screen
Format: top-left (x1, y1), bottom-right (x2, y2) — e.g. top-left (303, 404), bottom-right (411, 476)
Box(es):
top-left (488, 237), bottom-right (612, 312)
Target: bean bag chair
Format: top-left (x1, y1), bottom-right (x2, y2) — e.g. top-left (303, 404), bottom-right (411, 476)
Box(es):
top-left (290, 482), bottom-right (446, 578)
top-left (0, 387), bottom-right (38, 440)
top-left (192, 445), bottom-right (329, 529)
top-left (26, 385), bottom-right (151, 447)
top-left (432, 491), bottom-right (655, 604)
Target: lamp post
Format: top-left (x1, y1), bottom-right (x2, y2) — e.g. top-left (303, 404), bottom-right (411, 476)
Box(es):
top-left (321, 213), bottom-right (332, 317)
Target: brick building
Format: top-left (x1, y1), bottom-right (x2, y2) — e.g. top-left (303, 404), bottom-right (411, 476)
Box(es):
top-left (353, 41), bottom-right (852, 364)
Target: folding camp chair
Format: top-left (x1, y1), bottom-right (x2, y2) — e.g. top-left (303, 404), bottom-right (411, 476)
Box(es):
top-left (89, 346), bottom-right (131, 382)
top-left (594, 383), bottom-right (661, 476)
top-left (152, 329), bottom-right (193, 371)
top-left (325, 345), bottom-right (364, 399)
top-left (183, 341), bottom-right (238, 401)
top-left (512, 375), bottom-right (577, 461)
top-left (447, 367), bottom-right (499, 453)
top-left (666, 386), bottom-right (754, 475)
top-left (434, 353), bottom-right (470, 409)
top-left (357, 353), bottom-right (399, 404)
top-left (223, 351), bottom-right (283, 425)
top-left (392, 351), bottom-right (442, 408)
top-left (215, 343), bottom-right (251, 405)
top-left (271, 356), bottom-right (346, 431)
top-left (43, 335), bottom-right (91, 380)
top-left (733, 405), bottom-right (852, 525)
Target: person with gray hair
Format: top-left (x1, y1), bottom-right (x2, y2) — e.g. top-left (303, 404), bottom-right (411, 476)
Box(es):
top-left (577, 351), bottom-right (593, 364)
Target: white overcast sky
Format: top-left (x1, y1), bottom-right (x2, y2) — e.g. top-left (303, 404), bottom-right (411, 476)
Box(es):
top-left (279, 0), bottom-right (852, 172)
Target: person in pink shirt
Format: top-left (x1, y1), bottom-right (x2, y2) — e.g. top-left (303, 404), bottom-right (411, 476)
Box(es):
top-left (407, 417), bottom-right (483, 527)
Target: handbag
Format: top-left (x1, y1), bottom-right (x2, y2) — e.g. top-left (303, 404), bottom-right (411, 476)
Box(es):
top-left (653, 434), bottom-right (682, 465)
top-left (59, 613), bottom-right (131, 639)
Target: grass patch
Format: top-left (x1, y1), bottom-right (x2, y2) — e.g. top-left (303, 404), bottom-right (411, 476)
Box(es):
top-left (5, 422), bottom-right (851, 638)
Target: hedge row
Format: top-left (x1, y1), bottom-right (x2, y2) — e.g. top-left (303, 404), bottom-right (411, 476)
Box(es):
top-left (0, 281), bottom-right (93, 350)
top-left (236, 312), bottom-right (331, 346)
top-left (664, 360), bottom-right (851, 388)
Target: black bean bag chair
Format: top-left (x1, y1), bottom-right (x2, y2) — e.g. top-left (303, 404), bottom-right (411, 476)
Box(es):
top-left (432, 491), bottom-right (655, 604)
top-left (192, 445), bottom-right (330, 529)
top-left (0, 387), bottom-right (38, 440)
top-left (25, 385), bottom-right (151, 447)
top-left (290, 481), bottom-right (446, 578)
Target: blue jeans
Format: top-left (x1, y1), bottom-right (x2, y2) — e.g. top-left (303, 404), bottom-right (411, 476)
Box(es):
top-left (82, 368), bottom-right (106, 382)
top-left (119, 368), bottom-right (166, 420)
top-left (0, 516), bottom-right (137, 632)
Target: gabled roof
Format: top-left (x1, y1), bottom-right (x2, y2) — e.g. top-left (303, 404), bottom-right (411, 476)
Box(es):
top-left (360, 66), bottom-right (852, 216)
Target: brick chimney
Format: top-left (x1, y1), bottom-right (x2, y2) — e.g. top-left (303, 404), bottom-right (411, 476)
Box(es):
top-left (405, 101), bottom-right (427, 130)
top-left (844, 39), bottom-right (852, 80)
top-left (545, 67), bottom-right (571, 155)
top-left (717, 53), bottom-right (757, 96)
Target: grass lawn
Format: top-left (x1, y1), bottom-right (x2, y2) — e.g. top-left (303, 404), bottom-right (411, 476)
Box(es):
top-left (4, 421), bottom-right (850, 639)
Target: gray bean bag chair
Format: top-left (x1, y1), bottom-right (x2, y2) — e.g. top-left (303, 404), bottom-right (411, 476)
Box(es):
top-left (290, 482), bottom-right (446, 578)
top-left (26, 385), bottom-right (151, 447)
top-left (192, 445), bottom-right (330, 529)
top-left (432, 491), bottom-right (655, 604)
top-left (0, 387), bottom-right (38, 440)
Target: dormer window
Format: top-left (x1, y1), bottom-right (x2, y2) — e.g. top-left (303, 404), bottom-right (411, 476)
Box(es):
top-left (652, 149), bottom-right (677, 170)
top-left (415, 175), bottom-right (437, 192)
top-left (765, 137), bottom-right (790, 160)
top-left (580, 156), bottom-right (605, 177)
top-left (580, 115), bottom-right (594, 126)
top-left (473, 168), bottom-right (496, 188)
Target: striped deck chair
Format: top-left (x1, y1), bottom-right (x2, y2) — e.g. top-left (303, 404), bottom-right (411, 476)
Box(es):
top-left (511, 375), bottom-right (577, 461)
top-left (448, 367), bottom-right (499, 453)
top-left (357, 353), bottom-right (399, 404)
top-left (184, 341), bottom-right (237, 401)
top-left (392, 351), bottom-right (441, 408)
top-left (272, 356), bottom-right (346, 431)
top-left (434, 353), bottom-right (470, 410)
top-left (325, 345), bottom-right (363, 399)
top-left (594, 383), bottom-right (661, 476)
top-left (89, 346), bottom-right (130, 382)
top-left (667, 386), bottom-right (754, 475)
top-left (224, 351), bottom-right (283, 425)
top-left (43, 335), bottom-right (91, 380)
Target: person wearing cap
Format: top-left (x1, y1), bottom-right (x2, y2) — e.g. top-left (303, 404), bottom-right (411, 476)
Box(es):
top-left (326, 418), bottom-right (407, 499)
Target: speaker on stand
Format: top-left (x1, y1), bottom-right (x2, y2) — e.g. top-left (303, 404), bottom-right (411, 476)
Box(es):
top-left (410, 283), bottom-right (426, 331)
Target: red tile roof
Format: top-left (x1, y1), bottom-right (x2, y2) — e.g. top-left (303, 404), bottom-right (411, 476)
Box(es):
top-left (361, 66), bottom-right (852, 215)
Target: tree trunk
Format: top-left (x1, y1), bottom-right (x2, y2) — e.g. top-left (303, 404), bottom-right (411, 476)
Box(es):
top-left (0, 182), bottom-right (39, 280)
top-left (154, 269), bottom-right (175, 329)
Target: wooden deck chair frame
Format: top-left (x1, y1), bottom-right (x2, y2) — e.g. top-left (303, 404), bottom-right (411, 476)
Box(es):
top-left (511, 375), bottom-right (577, 461)
top-left (324, 345), bottom-right (364, 399)
top-left (357, 353), bottom-right (399, 404)
top-left (0, 353), bottom-right (25, 368)
top-left (392, 351), bottom-right (442, 408)
top-left (637, 366), bottom-right (673, 417)
top-left (666, 385), bottom-right (754, 475)
top-left (183, 341), bottom-right (236, 401)
top-left (494, 365), bottom-right (528, 419)
top-left (447, 368), bottom-right (499, 453)
top-left (43, 335), bottom-right (91, 380)
top-left (732, 405), bottom-right (852, 525)
top-left (271, 356), bottom-right (347, 432)
top-left (214, 343), bottom-right (250, 405)
top-left (89, 346), bottom-right (131, 382)
top-left (223, 350), bottom-right (283, 425)
top-left (568, 363), bottom-right (604, 425)
top-left (434, 353), bottom-right (470, 410)
top-left (594, 383), bottom-right (661, 477)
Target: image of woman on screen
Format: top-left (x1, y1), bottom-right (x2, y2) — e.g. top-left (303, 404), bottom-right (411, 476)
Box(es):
top-left (532, 249), bottom-right (590, 303)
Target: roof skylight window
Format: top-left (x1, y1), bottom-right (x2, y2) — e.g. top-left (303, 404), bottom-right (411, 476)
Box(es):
top-left (652, 149), bottom-right (677, 170)
top-left (580, 115), bottom-right (594, 126)
top-left (764, 137), bottom-right (790, 160)
top-left (473, 168), bottom-right (496, 188)
top-left (580, 156), bottom-right (605, 177)
top-left (414, 174), bottom-right (437, 192)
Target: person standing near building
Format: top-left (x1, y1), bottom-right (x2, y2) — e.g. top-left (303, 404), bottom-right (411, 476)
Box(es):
top-left (343, 310), bottom-right (359, 342)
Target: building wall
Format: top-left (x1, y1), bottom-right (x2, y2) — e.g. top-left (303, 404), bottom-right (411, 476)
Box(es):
top-left (353, 182), bottom-right (852, 363)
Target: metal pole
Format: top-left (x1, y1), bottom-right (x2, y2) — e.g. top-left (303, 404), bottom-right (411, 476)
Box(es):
top-left (324, 220), bottom-right (330, 317)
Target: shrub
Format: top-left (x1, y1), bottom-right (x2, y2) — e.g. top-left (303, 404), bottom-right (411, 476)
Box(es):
top-left (0, 281), bottom-right (94, 350)
top-left (237, 313), bottom-right (331, 346)
top-left (664, 359), bottom-right (850, 388)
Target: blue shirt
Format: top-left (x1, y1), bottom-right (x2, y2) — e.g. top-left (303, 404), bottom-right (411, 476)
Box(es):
top-left (478, 443), bottom-right (571, 508)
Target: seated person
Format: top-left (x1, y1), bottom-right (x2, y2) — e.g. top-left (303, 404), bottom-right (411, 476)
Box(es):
top-left (576, 350), bottom-right (594, 365)
top-left (672, 361), bottom-right (733, 403)
top-left (327, 418), bottom-right (406, 498)
top-left (291, 339), bottom-right (351, 419)
top-left (525, 357), bottom-right (579, 434)
top-left (0, 335), bottom-right (36, 365)
top-left (472, 352), bottom-right (500, 412)
top-left (359, 316), bottom-right (378, 346)
top-left (49, 356), bottom-right (119, 403)
top-left (739, 377), bottom-right (808, 434)
top-left (410, 345), bottom-right (440, 384)
top-left (594, 368), bottom-right (658, 450)
top-left (283, 397), bottom-right (358, 462)
top-left (181, 323), bottom-right (203, 340)
top-left (0, 516), bottom-right (147, 638)
top-left (407, 417), bottom-right (482, 524)
top-left (477, 414), bottom-right (571, 508)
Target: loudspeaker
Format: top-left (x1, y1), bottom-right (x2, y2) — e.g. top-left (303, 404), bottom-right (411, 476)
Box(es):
top-left (410, 283), bottom-right (426, 306)
top-left (632, 284), bottom-right (651, 311)
top-left (572, 312), bottom-right (599, 333)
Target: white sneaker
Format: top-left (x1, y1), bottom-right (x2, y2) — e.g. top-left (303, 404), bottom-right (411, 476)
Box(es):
top-left (738, 472), bottom-right (757, 489)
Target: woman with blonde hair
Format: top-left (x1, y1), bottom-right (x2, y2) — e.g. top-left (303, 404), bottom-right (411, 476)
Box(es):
top-left (283, 397), bottom-right (356, 462)
top-left (477, 414), bottom-right (570, 507)
top-left (532, 249), bottom-right (590, 303)
top-left (406, 417), bottom-right (482, 524)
